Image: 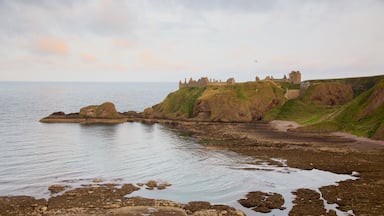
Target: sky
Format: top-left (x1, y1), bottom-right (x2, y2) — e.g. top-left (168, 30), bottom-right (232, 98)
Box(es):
top-left (0, 0), bottom-right (383, 82)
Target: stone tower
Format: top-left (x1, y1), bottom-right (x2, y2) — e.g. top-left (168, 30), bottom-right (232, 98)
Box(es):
top-left (289, 71), bottom-right (301, 84)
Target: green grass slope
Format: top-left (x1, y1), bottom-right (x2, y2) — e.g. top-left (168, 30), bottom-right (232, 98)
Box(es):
top-left (266, 77), bottom-right (384, 139)
top-left (334, 80), bottom-right (384, 138)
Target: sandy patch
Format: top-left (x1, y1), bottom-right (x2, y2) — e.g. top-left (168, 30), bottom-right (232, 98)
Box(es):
top-left (269, 120), bottom-right (302, 132)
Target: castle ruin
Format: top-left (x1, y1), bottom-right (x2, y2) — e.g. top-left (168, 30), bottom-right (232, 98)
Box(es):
top-left (263, 71), bottom-right (301, 84)
top-left (179, 77), bottom-right (236, 89)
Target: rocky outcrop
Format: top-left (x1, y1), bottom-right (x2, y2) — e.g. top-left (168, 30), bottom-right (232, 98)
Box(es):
top-left (308, 82), bottom-right (353, 105)
top-left (40, 102), bottom-right (126, 124)
top-left (147, 81), bottom-right (286, 122)
top-left (79, 102), bottom-right (121, 119)
top-left (289, 189), bottom-right (329, 215)
top-left (238, 191), bottom-right (285, 213)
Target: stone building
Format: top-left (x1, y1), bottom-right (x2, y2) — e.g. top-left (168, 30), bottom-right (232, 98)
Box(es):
top-left (179, 77), bottom-right (236, 89)
top-left (289, 71), bottom-right (301, 84)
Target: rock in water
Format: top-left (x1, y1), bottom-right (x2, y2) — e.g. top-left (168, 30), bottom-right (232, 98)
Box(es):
top-left (79, 102), bottom-right (121, 119)
top-left (40, 102), bottom-right (126, 124)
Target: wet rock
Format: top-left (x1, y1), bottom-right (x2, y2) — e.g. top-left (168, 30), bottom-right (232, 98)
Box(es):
top-left (48, 184), bottom-right (69, 194)
top-left (146, 180), bottom-right (158, 189)
top-left (93, 178), bottom-right (102, 183)
top-left (184, 201), bottom-right (211, 213)
top-left (183, 201), bottom-right (245, 216)
top-left (0, 196), bottom-right (47, 215)
top-left (110, 206), bottom-right (187, 216)
top-left (289, 188), bottom-right (326, 215)
top-left (158, 182), bottom-right (172, 190)
top-left (0, 183), bottom-right (245, 216)
top-left (47, 183), bottom-right (139, 210)
top-left (144, 180), bottom-right (172, 190)
top-left (123, 197), bottom-right (182, 209)
top-left (51, 111), bottom-right (65, 116)
top-left (238, 191), bottom-right (285, 213)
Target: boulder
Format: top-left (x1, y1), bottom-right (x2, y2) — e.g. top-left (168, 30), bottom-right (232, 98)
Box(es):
top-left (79, 102), bottom-right (121, 119)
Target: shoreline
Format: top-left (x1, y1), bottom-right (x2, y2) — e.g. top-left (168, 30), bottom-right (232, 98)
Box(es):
top-left (10, 118), bottom-right (384, 214)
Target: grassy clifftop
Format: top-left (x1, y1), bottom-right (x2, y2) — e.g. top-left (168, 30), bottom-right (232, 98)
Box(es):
top-left (266, 75), bottom-right (384, 139)
top-left (145, 81), bottom-right (286, 122)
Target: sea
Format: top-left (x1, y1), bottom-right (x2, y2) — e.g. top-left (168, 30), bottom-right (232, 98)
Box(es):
top-left (0, 82), bottom-right (356, 215)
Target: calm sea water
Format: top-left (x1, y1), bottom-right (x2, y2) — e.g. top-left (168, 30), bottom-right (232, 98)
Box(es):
top-left (0, 82), bottom-right (355, 215)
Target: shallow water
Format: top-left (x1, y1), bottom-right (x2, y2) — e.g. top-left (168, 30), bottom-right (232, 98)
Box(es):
top-left (0, 82), bottom-right (356, 215)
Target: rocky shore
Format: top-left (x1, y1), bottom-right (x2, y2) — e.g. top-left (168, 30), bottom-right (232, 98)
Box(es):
top-left (167, 120), bottom-right (384, 215)
top-left (0, 182), bottom-right (245, 216)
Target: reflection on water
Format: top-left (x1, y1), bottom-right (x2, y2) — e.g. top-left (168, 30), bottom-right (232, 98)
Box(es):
top-left (0, 82), bottom-right (356, 215)
top-left (1, 123), bottom-right (356, 215)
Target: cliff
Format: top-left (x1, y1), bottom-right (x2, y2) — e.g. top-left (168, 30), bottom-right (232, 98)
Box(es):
top-left (143, 81), bottom-right (286, 122)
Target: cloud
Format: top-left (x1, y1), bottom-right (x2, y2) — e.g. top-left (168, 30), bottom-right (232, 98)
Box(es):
top-left (90, 0), bottom-right (134, 35)
top-left (137, 50), bottom-right (191, 71)
top-left (0, 0), bottom-right (135, 37)
top-left (148, 0), bottom-right (278, 13)
top-left (33, 37), bottom-right (69, 55)
top-left (82, 53), bottom-right (99, 63)
top-left (113, 38), bottom-right (133, 48)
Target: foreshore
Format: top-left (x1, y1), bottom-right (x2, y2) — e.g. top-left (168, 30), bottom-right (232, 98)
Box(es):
top-left (166, 120), bottom-right (384, 215)
top-left (3, 119), bottom-right (384, 215)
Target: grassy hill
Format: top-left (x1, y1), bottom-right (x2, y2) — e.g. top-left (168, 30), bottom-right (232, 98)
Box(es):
top-left (266, 75), bottom-right (384, 139)
top-left (145, 81), bottom-right (286, 122)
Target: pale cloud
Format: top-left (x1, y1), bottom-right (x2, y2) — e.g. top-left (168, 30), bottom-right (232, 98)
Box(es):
top-left (139, 51), bottom-right (168, 67)
top-left (82, 53), bottom-right (99, 63)
top-left (91, 0), bottom-right (134, 35)
top-left (137, 50), bottom-right (191, 71)
top-left (33, 37), bottom-right (69, 56)
top-left (113, 38), bottom-right (133, 48)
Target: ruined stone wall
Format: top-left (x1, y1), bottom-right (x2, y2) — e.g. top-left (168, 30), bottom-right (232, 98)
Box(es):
top-left (179, 77), bottom-right (235, 89)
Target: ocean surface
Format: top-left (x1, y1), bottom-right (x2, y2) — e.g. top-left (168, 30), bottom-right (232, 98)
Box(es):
top-left (0, 82), bottom-right (356, 215)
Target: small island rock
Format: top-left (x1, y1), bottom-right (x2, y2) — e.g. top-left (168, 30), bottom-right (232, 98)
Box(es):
top-left (40, 102), bottom-right (126, 124)
top-left (80, 102), bottom-right (121, 119)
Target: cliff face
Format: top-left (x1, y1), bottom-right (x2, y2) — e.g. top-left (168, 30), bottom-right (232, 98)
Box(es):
top-left (306, 83), bottom-right (353, 105)
top-left (145, 81), bottom-right (286, 122)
